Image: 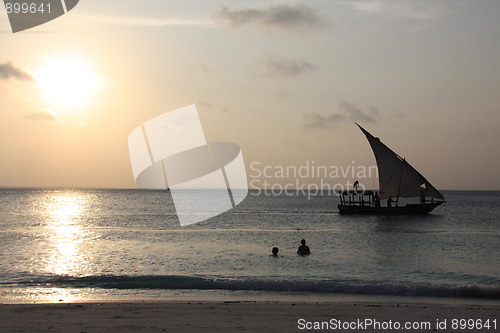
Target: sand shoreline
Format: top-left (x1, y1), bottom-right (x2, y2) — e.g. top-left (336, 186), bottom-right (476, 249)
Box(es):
top-left (1, 300), bottom-right (498, 332)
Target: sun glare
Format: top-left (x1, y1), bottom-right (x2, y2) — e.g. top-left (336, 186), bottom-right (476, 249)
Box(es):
top-left (36, 57), bottom-right (102, 111)
top-left (44, 193), bottom-right (93, 276)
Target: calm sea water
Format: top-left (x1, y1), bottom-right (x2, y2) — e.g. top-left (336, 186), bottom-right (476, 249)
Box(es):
top-left (0, 188), bottom-right (498, 303)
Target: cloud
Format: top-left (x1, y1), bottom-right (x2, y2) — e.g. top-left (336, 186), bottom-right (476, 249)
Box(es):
top-left (467, 129), bottom-right (485, 137)
top-left (342, 0), bottom-right (449, 21)
top-left (25, 109), bottom-right (59, 122)
top-left (198, 101), bottom-right (229, 113)
top-left (339, 102), bottom-right (379, 123)
top-left (466, 126), bottom-right (497, 138)
top-left (304, 113), bottom-right (346, 129)
top-left (200, 63), bottom-right (215, 75)
top-left (272, 90), bottom-right (289, 98)
top-left (0, 62), bottom-right (34, 82)
top-left (214, 3), bottom-right (331, 32)
top-left (305, 102), bottom-right (380, 128)
top-left (69, 13), bottom-right (213, 27)
top-left (261, 55), bottom-right (318, 78)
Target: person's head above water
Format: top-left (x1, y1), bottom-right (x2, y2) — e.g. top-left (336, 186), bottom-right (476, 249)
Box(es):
top-left (297, 239), bottom-right (311, 255)
top-left (272, 247), bottom-right (279, 256)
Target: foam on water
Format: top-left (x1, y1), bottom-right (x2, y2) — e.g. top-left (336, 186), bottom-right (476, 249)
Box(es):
top-left (4, 274), bottom-right (499, 299)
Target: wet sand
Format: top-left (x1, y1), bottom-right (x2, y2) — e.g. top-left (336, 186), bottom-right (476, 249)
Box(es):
top-left (1, 300), bottom-right (498, 332)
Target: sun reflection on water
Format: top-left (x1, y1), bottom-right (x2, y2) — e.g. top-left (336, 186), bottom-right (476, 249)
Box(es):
top-left (42, 192), bottom-right (94, 276)
top-left (20, 287), bottom-right (85, 303)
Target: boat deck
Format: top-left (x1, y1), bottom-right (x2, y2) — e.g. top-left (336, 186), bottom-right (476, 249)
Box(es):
top-left (338, 201), bottom-right (444, 215)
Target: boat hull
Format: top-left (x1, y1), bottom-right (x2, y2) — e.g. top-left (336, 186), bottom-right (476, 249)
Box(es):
top-left (338, 202), bottom-right (443, 215)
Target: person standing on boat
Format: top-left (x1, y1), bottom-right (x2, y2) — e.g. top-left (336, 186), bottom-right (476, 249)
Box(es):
top-left (297, 239), bottom-right (311, 255)
top-left (374, 192), bottom-right (381, 208)
top-left (387, 196), bottom-right (394, 208)
top-left (420, 190), bottom-right (426, 204)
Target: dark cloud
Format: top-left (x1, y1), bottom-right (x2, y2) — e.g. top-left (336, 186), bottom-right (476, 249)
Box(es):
top-left (262, 55), bottom-right (318, 78)
top-left (25, 110), bottom-right (59, 122)
top-left (305, 102), bottom-right (380, 129)
top-left (214, 3), bottom-right (330, 32)
top-left (0, 62), bottom-right (34, 82)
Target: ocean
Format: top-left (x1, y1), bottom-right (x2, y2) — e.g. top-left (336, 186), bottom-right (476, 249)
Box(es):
top-left (0, 188), bottom-right (498, 303)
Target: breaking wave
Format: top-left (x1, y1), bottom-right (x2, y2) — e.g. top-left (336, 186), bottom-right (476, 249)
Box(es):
top-left (5, 275), bottom-right (499, 299)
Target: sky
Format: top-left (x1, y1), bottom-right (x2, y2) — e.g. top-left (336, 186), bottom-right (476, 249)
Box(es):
top-left (1, 0), bottom-right (499, 190)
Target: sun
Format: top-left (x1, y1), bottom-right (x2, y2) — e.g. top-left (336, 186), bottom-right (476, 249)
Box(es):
top-left (35, 57), bottom-right (102, 111)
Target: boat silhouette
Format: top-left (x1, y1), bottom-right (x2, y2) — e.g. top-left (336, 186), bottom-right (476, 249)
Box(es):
top-left (338, 124), bottom-right (445, 214)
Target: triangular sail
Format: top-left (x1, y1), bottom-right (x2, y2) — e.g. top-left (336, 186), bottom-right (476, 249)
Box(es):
top-left (357, 124), bottom-right (444, 201)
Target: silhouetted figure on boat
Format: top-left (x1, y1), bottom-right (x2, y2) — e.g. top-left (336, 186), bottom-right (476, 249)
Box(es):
top-left (387, 196), bottom-right (394, 208)
top-left (353, 180), bottom-right (359, 192)
top-left (297, 239), bottom-right (311, 255)
top-left (374, 192), bottom-right (381, 208)
top-left (420, 190), bottom-right (426, 204)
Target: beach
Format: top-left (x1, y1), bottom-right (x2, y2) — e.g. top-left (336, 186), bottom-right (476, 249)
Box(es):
top-left (1, 300), bottom-right (499, 332)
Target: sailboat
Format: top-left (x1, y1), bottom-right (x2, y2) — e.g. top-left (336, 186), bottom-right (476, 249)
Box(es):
top-left (338, 124), bottom-right (445, 214)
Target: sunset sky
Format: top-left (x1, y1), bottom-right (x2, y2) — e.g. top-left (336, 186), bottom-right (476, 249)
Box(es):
top-left (1, 1), bottom-right (499, 190)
